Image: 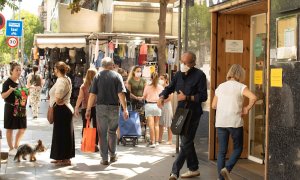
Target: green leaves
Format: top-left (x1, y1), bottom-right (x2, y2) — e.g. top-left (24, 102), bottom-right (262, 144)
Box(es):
top-left (0, 0), bottom-right (19, 11)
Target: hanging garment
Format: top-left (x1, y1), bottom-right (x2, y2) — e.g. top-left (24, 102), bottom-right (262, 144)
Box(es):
top-left (168, 44), bottom-right (177, 64)
top-left (95, 51), bottom-right (104, 68)
top-left (127, 41), bottom-right (137, 59)
top-left (138, 54), bottom-right (147, 65)
top-left (94, 39), bottom-right (99, 63)
top-left (140, 43), bottom-right (148, 55)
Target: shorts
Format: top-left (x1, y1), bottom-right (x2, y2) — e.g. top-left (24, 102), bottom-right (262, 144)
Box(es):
top-left (144, 103), bottom-right (161, 117)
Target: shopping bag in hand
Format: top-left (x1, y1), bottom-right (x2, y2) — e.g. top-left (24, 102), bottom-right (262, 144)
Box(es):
top-left (81, 118), bottom-right (96, 152)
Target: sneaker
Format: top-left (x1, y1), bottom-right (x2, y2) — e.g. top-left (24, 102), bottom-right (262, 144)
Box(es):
top-left (169, 173), bottom-right (178, 180)
top-left (8, 148), bottom-right (17, 156)
top-left (147, 142), bottom-right (156, 148)
top-left (110, 155), bottom-right (118, 163)
top-left (155, 142), bottom-right (159, 146)
top-left (100, 160), bottom-right (109, 165)
top-left (181, 170), bottom-right (200, 178)
top-left (220, 168), bottom-right (232, 180)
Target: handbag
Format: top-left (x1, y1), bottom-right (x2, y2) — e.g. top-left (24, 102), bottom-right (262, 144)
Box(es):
top-left (171, 105), bottom-right (193, 136)
top-left (47, 103), bottom-right (56, 124)
top-left (47, 78), bottom-right (71, 124)
top-left (81, 118), bottom-right (97, 152)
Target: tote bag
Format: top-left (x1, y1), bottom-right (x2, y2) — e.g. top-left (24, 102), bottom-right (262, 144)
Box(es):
top-left (81, 118), bottom-right (97, 152)
top-left (171, 107), bottom-right (192, 136)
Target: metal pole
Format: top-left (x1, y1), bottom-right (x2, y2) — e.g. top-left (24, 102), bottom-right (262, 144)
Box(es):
top-left (176, 0), bottom-right (183, 154)
top-left (21, 17), bottom-right (25, 65)
top-left (184, 0), bottom-right (189, 51)
top-left (11, 1), bottom-right (16, 61)
top-left (18, 0), bottom-right (21, 62)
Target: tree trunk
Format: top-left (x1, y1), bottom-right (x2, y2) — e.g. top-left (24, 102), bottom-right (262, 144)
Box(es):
top-left (158, 0), bottom-right (169, 75)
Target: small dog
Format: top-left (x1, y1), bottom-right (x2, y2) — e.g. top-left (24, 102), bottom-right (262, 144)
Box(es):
top-left (14, 140), bottom-right (46, 162)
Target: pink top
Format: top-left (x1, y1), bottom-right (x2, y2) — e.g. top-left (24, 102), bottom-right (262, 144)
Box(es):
top-left (80, 84), bottom-right (96, 108)
top-left (143, 84), bottom-right (164, 103)
top-left (140, 43), bottom-right (148, 55)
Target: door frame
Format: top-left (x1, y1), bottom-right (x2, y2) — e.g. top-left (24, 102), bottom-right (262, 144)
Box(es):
top-left (248, 13), bottom-right (267, 164)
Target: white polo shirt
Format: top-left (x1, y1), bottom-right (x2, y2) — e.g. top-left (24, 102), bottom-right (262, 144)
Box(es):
top-left (215, 80), bottom-right (247, 128)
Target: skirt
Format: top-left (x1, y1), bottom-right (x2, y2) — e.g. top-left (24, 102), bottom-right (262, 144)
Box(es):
top-left (159, 101), bottom-right (173, 127)
top-left (50, 104), bottom-right (75, 160)
top-left (4, 103), bottom-right (27, 129)
top-left (144, 103), bottom-right (161, 117)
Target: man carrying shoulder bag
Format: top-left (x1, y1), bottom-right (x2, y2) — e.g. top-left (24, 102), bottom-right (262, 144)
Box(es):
top-left (157, 51), bottom-right (207, 180)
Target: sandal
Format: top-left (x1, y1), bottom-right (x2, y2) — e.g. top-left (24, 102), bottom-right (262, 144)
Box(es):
top-left (56, 160), bottom-right (71, 166)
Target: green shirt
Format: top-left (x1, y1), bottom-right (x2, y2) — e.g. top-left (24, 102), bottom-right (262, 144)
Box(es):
top-left (128, 78), bottom-right (146, 97)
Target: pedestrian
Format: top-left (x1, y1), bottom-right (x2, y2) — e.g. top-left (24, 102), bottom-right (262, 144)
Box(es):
top-left (158, 51), bottom-right (208, 180)
top-left (127, 65), bottom-right (146, 110)
top-left (74, 67), bottom-right (99, 152)
top-left (212, 64), bottom-right (257, 180)
top-left (26, 65), bottom-right (43, 119)
top-left (49, 61), bottom-right (74, 166)
top-left (158, 74), bottom-right (173, 145)
top-left (1, 61), bottom-right (28, 156)
top-left (143, 72), bottom-right (164, 148)
top-left (86, 57), bottom-right (128, 165)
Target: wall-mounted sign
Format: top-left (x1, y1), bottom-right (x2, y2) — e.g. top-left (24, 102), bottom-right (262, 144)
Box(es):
top-left (254, 70), bottom-right (263, 85)
top-left (225, 40), bottom-right (243, 53)
top-left (206, 0), bottom-right (230, 7)
top-left (271, 68), bottom-right (282, 87)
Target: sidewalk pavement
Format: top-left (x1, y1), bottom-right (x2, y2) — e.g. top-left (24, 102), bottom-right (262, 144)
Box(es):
top-left (0, 93), bottom-right (249, 180)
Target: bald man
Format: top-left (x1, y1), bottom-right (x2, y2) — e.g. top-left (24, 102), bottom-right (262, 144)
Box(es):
top-left (158, 51), bottom-right (208, 180)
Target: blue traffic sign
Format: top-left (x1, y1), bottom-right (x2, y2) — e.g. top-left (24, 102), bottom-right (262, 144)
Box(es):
top-left (6, 20), bottom-right (23, 37)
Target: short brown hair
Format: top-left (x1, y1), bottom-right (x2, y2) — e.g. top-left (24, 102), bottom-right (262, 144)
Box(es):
top-left (9, 61), bottom-right (21, 75)
top-left (55, 61), bottom-right (70, 75)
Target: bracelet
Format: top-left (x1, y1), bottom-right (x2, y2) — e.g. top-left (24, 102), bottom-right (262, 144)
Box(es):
top-left (86, 109), bottom-right (91, 112)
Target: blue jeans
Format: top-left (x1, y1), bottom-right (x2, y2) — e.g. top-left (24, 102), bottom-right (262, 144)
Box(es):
top-left (217, 127), bottom-right (243, 180)
top-left (96, 105), bottom-right (119, 161)
top-left (171, 116), bottom-right (201, 176)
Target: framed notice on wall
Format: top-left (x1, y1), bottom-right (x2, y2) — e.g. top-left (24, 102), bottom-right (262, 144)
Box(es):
top-left (276, 15), bottom-right (298, 61)
top-left (225, 40), bottom-right (243, 53)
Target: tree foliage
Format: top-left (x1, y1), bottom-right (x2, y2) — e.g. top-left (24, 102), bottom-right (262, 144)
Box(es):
top-left (0, 10), bottom-right (43, 64)
top-left (183, 3), bottom-right (211, 66)
top-left (0, 0), bottom-right (18, 11)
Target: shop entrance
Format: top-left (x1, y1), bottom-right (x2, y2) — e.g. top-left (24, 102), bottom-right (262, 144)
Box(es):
top-left (209, 1), bottom-right (268, 163)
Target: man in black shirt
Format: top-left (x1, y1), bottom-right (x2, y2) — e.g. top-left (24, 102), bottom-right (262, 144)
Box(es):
top-left (158, 51), bottom-right (207, 180)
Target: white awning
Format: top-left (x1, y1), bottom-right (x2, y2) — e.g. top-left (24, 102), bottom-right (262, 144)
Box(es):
top-left (36, 37), bottom-right (87, 48)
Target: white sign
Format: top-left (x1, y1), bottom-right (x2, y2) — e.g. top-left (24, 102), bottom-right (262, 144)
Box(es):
top-left (225, 40), bottom-right (243, 53)
top-left (7, 36), bottom-right (18, 48)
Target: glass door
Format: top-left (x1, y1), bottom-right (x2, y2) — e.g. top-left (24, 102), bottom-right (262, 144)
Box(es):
top-left (249, 13), bottom-right (267, 164)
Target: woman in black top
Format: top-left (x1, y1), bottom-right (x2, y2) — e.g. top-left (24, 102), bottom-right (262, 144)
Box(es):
top-left (1, 61), bottom-right (28, 156)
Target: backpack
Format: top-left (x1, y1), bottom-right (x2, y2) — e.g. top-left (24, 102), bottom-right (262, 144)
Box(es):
top-left (30, 74), bottom-right (42, 86)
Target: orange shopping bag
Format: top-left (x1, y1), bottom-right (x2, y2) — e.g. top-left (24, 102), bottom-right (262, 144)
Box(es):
top-left (81, 118), bottom-right (96, 152)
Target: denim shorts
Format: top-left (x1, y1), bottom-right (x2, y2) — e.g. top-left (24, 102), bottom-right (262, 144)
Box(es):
top-left (144, 103), bottom-right (161, 117)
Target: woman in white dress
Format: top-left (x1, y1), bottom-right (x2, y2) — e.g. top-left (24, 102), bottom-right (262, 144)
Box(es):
top-left (158, 74), bottom-right (173, 145)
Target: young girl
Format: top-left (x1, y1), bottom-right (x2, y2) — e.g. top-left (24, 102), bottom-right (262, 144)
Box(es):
top-left (1, 61), bottom-right (28, 156)
top-left (158, 74), bottom-right (173, 145)
top-left (74, 68), bottom-right (98, 152)
top-left (143, 72), bottom-right (164, 148)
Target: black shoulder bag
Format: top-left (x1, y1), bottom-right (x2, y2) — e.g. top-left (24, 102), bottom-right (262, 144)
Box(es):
top-left (171, 101), bottom-right (193, 137)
